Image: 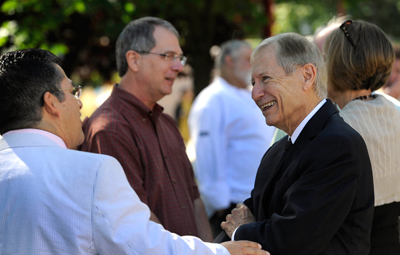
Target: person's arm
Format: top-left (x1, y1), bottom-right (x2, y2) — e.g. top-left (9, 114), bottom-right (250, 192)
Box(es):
top-left (92, 155), bottom-right (269, 255)
top-left (188, 99), bottom-right (230, 215)
top-left (194, 197), bottom-right (213, 242)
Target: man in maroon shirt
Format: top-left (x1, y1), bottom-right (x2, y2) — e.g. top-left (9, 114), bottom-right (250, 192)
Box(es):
top-left (80, 17), bottom-right (213, 241)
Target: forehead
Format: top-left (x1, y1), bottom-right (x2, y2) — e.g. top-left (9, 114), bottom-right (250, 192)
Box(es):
top-left (251, 46), bottom-right (279, 75)
top-left (55, 64), bottom-right (72, 88)
top-left (152, 26), bottom-right (182, 53)
top-left (237, 45), bottom-right (252, 56)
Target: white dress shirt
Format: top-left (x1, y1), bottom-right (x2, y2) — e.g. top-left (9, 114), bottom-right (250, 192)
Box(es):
top-left (189, 77), bottom-right (275, 216)
top-left (0, 130), bottom-right (229, 255)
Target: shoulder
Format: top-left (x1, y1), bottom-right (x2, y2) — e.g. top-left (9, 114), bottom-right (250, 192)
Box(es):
top-left (192, 81), bottom-right (227, 109)
top-left (83, 103), bottom-right (136, 138)
top-left (307, 116), bottom-right (369, 170)
top-left (66, 149), bottom-right (122, 170)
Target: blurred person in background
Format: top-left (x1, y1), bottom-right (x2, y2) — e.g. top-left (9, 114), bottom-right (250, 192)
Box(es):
top-left (313, 16), bottom-right (349, 53)
top-left (188, 40), bottom-right (275, 237)
top-left (81, 17), bottom-right (212, 241)
top-left (0, 48), bottom-right (269, 255)
top-left (324, 19), bottom-right (400, 254)
top-left (382, 45), bottom-right (400, 100)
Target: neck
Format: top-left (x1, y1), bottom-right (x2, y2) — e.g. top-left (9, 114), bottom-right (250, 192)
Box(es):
top-left (220, 69), bottom-right (247, 89)
top-left (334, 89), bottom-right (372, 109)
top-left (283, 95), bottom-right (322, 137)
top-left (119, 75), bottom-right (156, 110)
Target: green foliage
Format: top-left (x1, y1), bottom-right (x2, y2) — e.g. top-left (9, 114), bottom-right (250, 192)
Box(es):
top-left (274, 0), bottom-right (400, 41)
top-left (273, 0), bottom-right (338, 36)
top-left (2, 0), bottom-right (400, 90)
top-left (0, 0), bottom-right (268, 89)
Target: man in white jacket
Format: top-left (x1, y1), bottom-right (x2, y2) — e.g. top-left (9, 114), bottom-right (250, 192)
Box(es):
top-left (0, 49), bottom-right (268, 255)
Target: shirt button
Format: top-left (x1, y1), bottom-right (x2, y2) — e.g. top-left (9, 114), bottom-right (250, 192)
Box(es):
top-left (188, 231), bottom-right (192, 234)
top-left (142, 118), bottom-right (146, 122)
top-left (172, 179), bottom-right (177, 184)
top-left (182, 206), bottom-right (186, 210)
top-left (149, 112), bottom-right (153, 117)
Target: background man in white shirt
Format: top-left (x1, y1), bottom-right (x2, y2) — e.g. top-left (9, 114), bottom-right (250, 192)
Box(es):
top-left (0, 48), bottom-right (269, 255)
top-left (188, 40), bottom-right (275, 237)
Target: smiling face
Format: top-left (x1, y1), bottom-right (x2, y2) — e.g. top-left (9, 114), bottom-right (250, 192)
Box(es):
top-left (137, 26), bottom-right (184, 107)
top-left (251, 45), bottom-right (308, 135)
top-left (56, 65), bottom-right (84, 149)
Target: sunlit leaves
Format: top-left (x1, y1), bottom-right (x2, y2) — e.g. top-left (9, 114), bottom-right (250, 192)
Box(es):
top-left (124, 2), bottom-right (135, 13)
top-left (1, 0), bottom-right (23, 15)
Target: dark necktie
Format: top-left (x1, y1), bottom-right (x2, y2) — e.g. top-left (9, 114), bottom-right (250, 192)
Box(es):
top-left (262, 138), bottom-right (293, 216)
top-left (270, 138), bottom-right (293, 191)
top-left (279, 138), bottom-right (292, 170)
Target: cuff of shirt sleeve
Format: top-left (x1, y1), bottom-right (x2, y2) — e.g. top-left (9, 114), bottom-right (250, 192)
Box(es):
top-left (231, 227), bottom-right (239, 241)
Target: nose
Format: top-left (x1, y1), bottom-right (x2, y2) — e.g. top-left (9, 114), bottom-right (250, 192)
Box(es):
top-left (251, 82), bottom-right (265, 102)
top-left (172, 59), bottom-right (184, 73)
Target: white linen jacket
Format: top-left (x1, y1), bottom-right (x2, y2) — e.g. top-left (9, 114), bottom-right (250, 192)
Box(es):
top-left (0, 132), bottom-right (228, 255)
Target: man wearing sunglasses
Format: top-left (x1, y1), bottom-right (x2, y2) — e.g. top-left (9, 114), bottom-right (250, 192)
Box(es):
top-left (80, 17), bottom-right (213, 241)
top-left (0, 48), bottom-right (270, 255)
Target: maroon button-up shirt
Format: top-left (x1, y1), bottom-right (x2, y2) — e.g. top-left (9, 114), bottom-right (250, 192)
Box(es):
top-left (80, 84), bottom-right (200, 236)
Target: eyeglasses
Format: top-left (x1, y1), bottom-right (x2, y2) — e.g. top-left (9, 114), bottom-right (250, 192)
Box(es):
top-left (339, 20), bottom-right (356, 50)
top-left (49, 85), bottom-right (82, 99)
top-left (137, 51), bottom-right (187, 66)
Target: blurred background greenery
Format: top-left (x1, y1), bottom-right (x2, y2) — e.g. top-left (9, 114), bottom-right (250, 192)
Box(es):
top-left (1, 0), bottom-right (400, 96)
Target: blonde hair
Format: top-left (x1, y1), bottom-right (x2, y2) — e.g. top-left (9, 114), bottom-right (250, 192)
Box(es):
top-left (324, 20), bottom-right (394, 92)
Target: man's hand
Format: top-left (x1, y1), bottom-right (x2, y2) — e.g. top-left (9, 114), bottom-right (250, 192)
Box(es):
top-left (221, 241), bottom-right (269, 255)
top-left (221, 204), bottom-right (255, 238)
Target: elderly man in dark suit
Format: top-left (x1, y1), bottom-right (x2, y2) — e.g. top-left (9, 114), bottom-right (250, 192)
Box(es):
top-left (220, 33), bottom-right (374, 255)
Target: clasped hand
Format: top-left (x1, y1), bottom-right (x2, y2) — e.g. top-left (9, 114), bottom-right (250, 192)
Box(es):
top-left (221, 203), bottom-right (255, 238)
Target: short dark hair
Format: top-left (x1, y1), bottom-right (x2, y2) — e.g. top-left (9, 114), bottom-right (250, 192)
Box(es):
top-left (0, 49), bottom-right (64, 134)
top-left (116, 16), bottom-right (179, 77)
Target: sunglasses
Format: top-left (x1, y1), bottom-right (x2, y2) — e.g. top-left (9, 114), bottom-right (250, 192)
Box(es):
top-left (339, 20), bottom-right (356, 50)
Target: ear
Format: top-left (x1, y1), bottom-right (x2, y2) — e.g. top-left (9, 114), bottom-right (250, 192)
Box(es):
top-left (302, 63), bottom-right (317, 91)
top-left (42, 91), bottom-right (61, 118)
top-left (126, 50), bottom-right (140, 72)
top-left (225, 55), bottom-right (234, 68)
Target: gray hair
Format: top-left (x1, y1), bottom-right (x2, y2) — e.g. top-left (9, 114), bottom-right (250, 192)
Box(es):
top-left (251, 33), bottom-right (327, 99)
top-left (116, 17), bottom-right (179, 77)
top-left (214, 40), bottom-right (251, 70)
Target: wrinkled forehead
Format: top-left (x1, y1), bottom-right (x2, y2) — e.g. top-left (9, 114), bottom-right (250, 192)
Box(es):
top-left (251, 45), bottom-right (278, 72)
top-left (250, 43), bottom-right (276, 65)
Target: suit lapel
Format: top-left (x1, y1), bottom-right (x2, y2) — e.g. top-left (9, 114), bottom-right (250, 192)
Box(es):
top-left (256, 100), bottom-right (339, 219)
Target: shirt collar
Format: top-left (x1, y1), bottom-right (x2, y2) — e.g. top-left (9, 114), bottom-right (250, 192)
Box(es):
top-left (2, 128), bottom-right (67, 148)
top-left (290, 99), bottom-right (326, 143)
top-left (217, 76), bottom-right (252, 94)
top-left (113, 84), bottom-right (163, 118)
